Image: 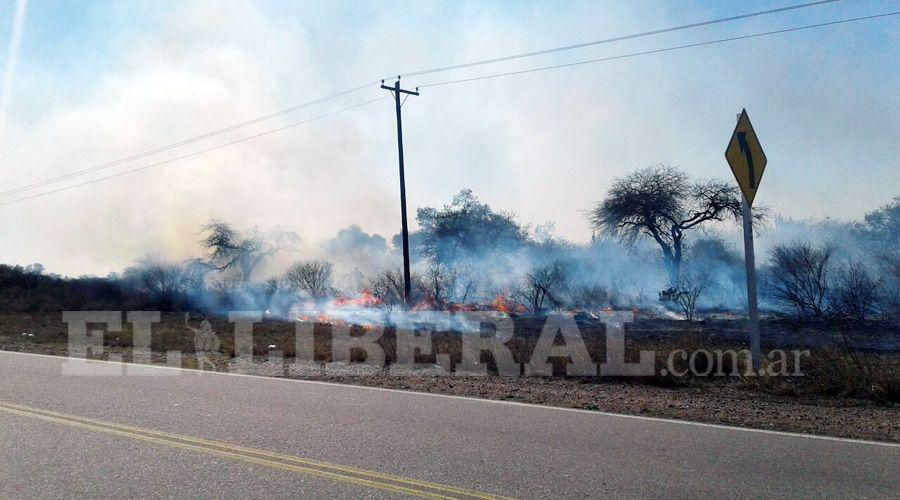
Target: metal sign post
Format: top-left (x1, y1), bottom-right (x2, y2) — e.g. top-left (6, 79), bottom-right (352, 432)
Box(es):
top-left (725, 109), bottom-right (767, 373)
top-left (740, 195), bottom-right (761, 372)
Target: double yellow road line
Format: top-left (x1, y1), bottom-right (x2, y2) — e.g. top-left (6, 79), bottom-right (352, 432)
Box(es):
top-left (0, 401), bottom-right (511, 499)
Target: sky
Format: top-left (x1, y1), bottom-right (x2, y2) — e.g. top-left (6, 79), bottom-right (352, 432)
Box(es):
top-left (0, 0), bottom-right (897, 276)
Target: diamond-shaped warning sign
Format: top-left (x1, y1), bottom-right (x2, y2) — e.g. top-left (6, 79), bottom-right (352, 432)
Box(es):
top-left (725, 109), bottom-right (767, 205)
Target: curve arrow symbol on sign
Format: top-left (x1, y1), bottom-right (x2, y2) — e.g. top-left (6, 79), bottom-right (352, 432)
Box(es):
top-left (736, 131), bottom-right (756, 189)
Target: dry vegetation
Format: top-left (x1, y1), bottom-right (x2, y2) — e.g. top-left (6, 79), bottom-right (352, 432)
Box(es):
top-left (1, 175), bottom-right (897, 441)
top-left (3, 311), bottom-right (898, 441)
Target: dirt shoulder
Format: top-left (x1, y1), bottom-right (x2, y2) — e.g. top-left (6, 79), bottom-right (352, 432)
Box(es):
top-left (312, 373), bottom-right (900, 443)
top-left (2, 340), bottom-right (897, 443)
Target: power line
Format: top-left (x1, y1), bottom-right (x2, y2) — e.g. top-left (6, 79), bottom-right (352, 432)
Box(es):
top-left (0, 96), bottom-right (387, 207)
top-left (419, 11), bottom-right (899, 89)
top-left (1, 0), bottom-right (841, 198)
top-left (0, 81), bottom-right (380, 198)
top-left (402, 0), bottom-right (843, 79)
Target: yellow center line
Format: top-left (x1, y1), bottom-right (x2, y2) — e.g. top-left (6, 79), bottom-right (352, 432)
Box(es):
top-left (0, 401), bottom-right (512, 500)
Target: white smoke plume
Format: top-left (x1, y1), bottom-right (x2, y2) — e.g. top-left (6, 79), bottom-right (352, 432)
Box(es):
top-left (0, 0), bottom-right (27, 152)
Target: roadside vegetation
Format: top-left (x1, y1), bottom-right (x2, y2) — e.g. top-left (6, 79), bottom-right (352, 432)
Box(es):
top-left (1, 165), bottom-right (898, 423)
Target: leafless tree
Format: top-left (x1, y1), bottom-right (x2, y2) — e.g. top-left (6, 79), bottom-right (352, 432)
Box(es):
top-left (767, 243), bottom-right (834, 319)
top-left (422, 262), bottom-right (458, 307)
top-left (659, 267), bottom-right (711, 321)
top-left (831, 261), bottom-right (883, 321)
top-left (589, 164), bottom-right (745, 281)
top-left (283, 259), bottom-right (334, 300)
top-left (368, 267), bottom-right (405, 310)
top-left (516, 260), bottom-right (569, 313)
top-left (367, 266), bottom-right (424, 310)
top-left (200, 220), bottom-right (298, 283)
top-left (457, 277), bottom-right (477, 304)
top-left (123, 260), bottom-right (191, 309)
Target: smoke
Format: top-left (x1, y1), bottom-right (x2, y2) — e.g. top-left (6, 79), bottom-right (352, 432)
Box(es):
top-left (1, 0), bottom-right (896, 279)
top-left (0, 0), bottom-right (27, 152)
top-left (7, 188), bottom-right (898, 326)
top-left (0, 0), bottom-right (396, 276)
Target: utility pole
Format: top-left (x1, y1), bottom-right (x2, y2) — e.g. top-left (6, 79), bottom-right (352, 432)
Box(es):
top-left (381, 77), bottom-right (419, 307)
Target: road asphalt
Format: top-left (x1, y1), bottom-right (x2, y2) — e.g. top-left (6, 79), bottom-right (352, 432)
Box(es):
top-left (0, 351), bottom-right (897, 499)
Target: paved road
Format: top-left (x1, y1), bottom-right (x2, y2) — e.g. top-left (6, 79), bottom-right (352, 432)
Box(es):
top-left (0, 351), bottom-right (897, 499)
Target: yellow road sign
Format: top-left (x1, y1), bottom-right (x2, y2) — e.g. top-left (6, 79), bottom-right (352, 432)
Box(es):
top-left (725, 109), bottom-right (767, 205)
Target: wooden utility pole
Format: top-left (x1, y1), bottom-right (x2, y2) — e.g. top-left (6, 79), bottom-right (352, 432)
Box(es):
top-left (381, 77), bottom-right (419, 307)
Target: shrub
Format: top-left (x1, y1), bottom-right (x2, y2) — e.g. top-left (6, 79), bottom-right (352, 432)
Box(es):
top-left (283, 259), bottom-right (334, 301)
top-left (804, 348), bottom-right (900, 402)
top-left (122, 260), bottom-right (196, 310)
top-left (767, 243), bottom-right (833, 319)
top-left (571, 283), bottom-right (611, 309)
top-left (830, 261), bottom-right (883, 321)
top-left (515, 260), bottom-right (569, 313)
top-left (366, 267), bottom-right (424, 310)
top-left (421, 262), bottom-right (458, 308)
top-left (659, 267), bottom-right (710, 321)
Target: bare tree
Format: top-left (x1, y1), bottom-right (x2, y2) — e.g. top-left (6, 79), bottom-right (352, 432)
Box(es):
top-left (516, 260), bottom-right (569, 313)
top-left (767, 243), bottom-right (834, 319)
top-left (659, 267), bottom-right (710, 321)
top-left (368, 267), bottom-right (405, 310)
top-left (457, 277), bottom-right (477, 304)
top-left (831, 261), bottom-right (883, 321)
top-left (200, 220), bottom-right (298, 283)
top-left (123, 260), bottom-right (190, 309)
top-left (367, 266), bottom-right (424, 310)
top-left (589, 164), bottom-right (744, 281)
top-left (283, 259), bottom-right (334, 300)
top-left (422, 262), bottom-right (458, 308)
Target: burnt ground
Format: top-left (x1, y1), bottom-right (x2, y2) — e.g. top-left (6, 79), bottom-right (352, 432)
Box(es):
top-left (1, 312), bottom-right (898, 442)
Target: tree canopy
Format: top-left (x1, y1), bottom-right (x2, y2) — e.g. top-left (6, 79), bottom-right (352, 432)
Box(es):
top-left (857, 196), bottom-right (900, 251)
top-left (589, 164), bottom-right (742, 280)
top-left (200, 220), bottom-right (298, 282)
top-left (413, 189), bottom-right (528, 264)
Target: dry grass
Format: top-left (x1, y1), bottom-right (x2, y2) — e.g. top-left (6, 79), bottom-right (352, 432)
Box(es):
top-left (3, 312), bottom-right (899, 403)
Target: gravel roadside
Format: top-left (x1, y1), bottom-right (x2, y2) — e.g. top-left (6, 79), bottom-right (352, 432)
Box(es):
top-left (2, 341), bottom-right (898, 443)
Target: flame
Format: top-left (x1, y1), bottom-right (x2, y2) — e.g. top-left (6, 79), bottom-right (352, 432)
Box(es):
top-left (490, 294), bottom-right (509, 313)
top-left (332, 289), bottom-right (382, 308)
top-left (295, 313), bottom-right (334, 324)
top-left (489, 293), bottom-right (525, 314)
top-left (410, 298), bottom-right (435, 311)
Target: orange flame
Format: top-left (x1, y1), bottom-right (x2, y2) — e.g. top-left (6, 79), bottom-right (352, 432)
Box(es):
top-left (489, 293), bottom-right (525, 314)
top-left (332, 289), bottom-right (382, 308)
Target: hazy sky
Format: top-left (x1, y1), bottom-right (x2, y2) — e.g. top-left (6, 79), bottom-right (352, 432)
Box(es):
top-left (0, 0), bottom-right (897, 276)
